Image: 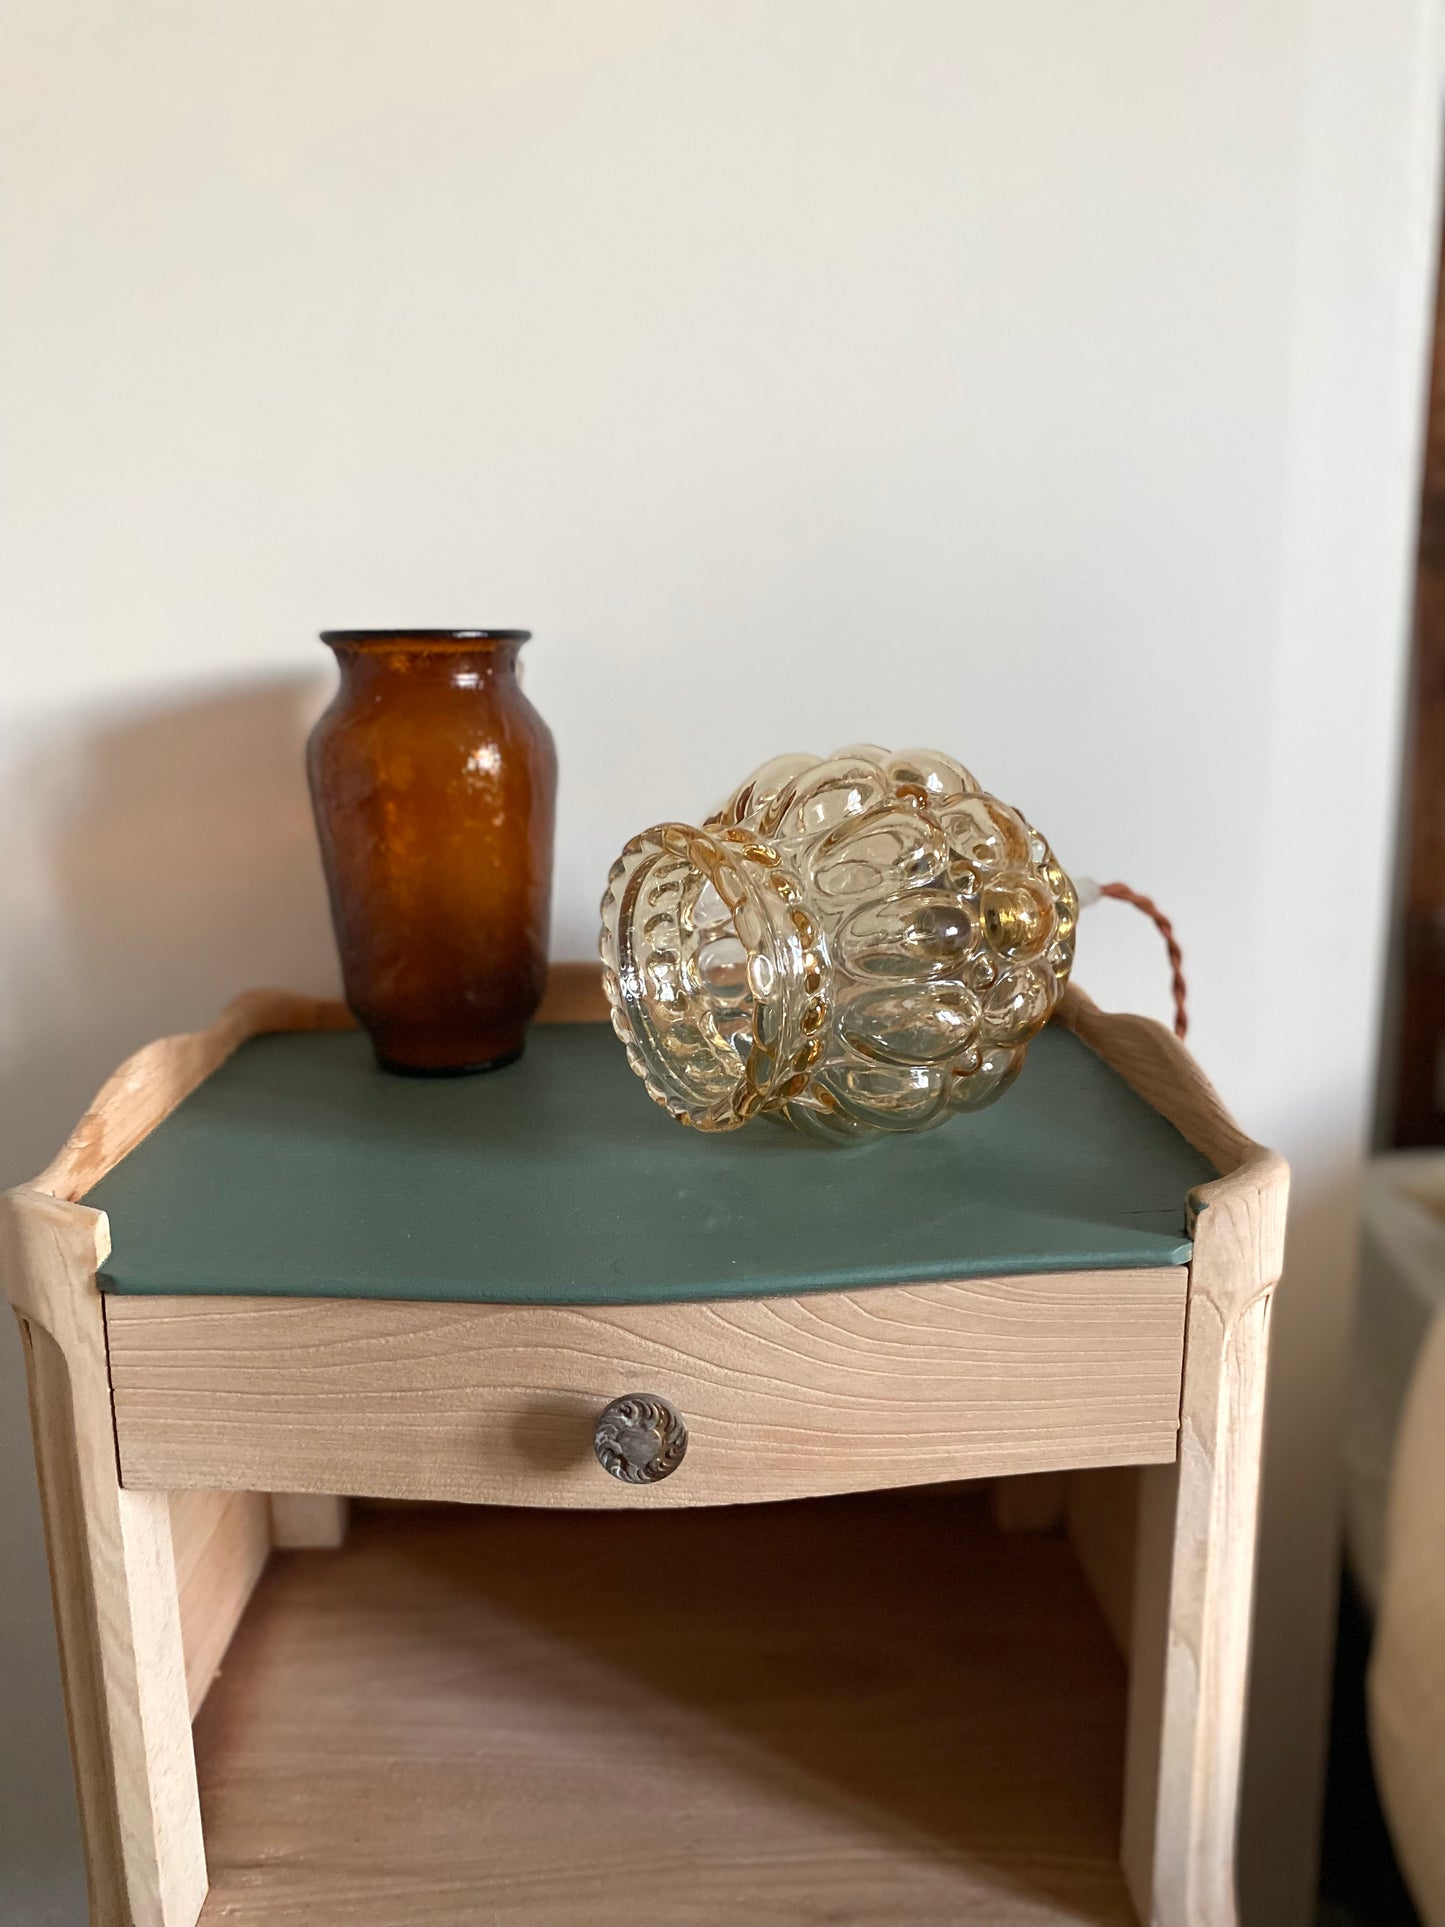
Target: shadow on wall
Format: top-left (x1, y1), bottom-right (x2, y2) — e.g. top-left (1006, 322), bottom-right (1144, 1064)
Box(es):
top-left (1, 671), bottom-right (341, 1191)
top-left (0, 670), bottom-right (343, 1921)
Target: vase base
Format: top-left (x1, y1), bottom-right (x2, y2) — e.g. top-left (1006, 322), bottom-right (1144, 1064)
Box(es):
top-left (376, 1046), bottom-right (525, 1079)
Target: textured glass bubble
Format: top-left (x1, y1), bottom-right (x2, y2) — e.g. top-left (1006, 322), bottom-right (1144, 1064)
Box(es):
top-left (980, 877), bottom-right (1055, 961)
top-left (831, 741), bottom-right (892, 763)
top-left (1051, 869), bottom-right (1080, 950)
top-left (600, 746), bottom-right (1075, 1135)
top-left (965, 951), bottom-right (997, 993)
top-left (686, 878), bottom-right (732, 930)
top-left (696, 933), bottom-right (748, 994)
top-left (746, 951), bottom-right (776, 998)
top-left (838, 891), bottom-right (975, 980)
top-left (710, 859), bottom-right (747, 910)
top-left (948, 1044), bottom-right (1023, 1112)
top-left (941, 795), bottom-right (1030, 873)
top-left (822, 1061), bottom-right (950, 1133)
top-left (731, 900), bottom-right (766, 953)
top-left (716, 751), bottom-right (817, 832)
top-left (840, 983), bottom-right (982, 1065)
top-left (984, 963), bottom-right (1056, 1045)
top-left (884, 749), bottom-right (979, 802)
top-left (780, 757), bottom-right (890, 841)
top-left (811, 809), bottom-right (947, 903)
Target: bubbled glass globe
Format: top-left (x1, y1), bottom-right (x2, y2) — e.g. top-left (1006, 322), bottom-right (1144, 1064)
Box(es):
top-left (599, 746), bottom-right (1078, 1140)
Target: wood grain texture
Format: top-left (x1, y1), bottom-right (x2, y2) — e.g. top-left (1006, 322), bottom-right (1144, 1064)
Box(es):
top-left (3, 1188), bottom-right (206, 1927)
top-left (1058, 987), bottom-right (1288, 1927)
top-left (106, 1268), bottom-right (1188, 1508)
top-left (193, 1492), bottom-right (1136, 1927)
top-left (1122, 1177), bottom-right (1282, 1927)
top-left (169, 1491), bottom-right (270, 1718)
top-left (1056, 984), bottom-right (1257, 1180)
top-left (268, 1494), bottom-right (349, 1549)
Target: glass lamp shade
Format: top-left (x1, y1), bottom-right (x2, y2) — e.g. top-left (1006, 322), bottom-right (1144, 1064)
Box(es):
top-left (599, 746), bottom-right (1078, 1140)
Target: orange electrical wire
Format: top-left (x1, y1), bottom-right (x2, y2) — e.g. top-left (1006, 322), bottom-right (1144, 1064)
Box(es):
top-left (1097, 883), bottom-right (1188, 1041)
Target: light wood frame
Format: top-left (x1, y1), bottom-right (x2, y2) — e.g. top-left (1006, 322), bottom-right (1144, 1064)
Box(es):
top-left (1, 966), bottom-right (1286, 1927)
top-left (104, 1262), bottom-right (1189, 1506)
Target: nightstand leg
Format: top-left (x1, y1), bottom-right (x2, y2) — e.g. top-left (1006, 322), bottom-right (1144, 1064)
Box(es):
top-left (4, 1189), bottom-right (206, 1927)
top-left (1121, 1178), bottom-right (1282, 1927)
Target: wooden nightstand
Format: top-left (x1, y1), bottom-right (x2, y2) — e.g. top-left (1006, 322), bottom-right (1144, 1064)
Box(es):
top-left (1, 967), bottom-right (1285, 1927)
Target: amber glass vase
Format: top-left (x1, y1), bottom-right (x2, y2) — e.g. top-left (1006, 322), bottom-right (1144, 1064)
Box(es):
top-left (308, 629), bottom-right (556, 1075)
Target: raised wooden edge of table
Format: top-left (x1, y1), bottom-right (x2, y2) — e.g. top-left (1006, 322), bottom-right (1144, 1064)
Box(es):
top-left (0, 965), bottom-right (1288, 1927)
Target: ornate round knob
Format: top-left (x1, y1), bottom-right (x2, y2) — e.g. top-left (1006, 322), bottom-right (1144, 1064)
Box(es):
top-left (593, 1393), bottom-right (689, 1484)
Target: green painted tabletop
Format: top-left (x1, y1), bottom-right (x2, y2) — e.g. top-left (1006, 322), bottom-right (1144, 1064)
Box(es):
top-left (86, 1021), bottom-right (1214, 1306)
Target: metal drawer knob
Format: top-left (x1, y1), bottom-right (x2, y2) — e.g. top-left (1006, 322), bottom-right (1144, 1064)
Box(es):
top-left (593, 1393), bottom-right (688, 1484)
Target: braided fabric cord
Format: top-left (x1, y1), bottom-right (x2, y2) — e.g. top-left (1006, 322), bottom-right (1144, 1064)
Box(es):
top-left (1097, 882), bottom-right (1188, 1040)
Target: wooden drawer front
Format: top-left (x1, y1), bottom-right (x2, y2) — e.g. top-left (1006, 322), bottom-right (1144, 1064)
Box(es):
top-left (106, 1271), bottom-right (1186, 1508)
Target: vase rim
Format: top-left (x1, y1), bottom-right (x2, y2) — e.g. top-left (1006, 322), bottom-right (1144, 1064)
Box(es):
top-left (319, 628), bottom-right (531, 646)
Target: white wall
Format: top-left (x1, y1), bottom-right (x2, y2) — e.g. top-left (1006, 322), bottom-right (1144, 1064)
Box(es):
top-left (1, 4), bottom-right (1439, 1918)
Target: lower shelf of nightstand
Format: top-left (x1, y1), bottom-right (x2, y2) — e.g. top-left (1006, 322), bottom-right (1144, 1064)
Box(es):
top-left (193, 1489), bottom-right (1136, 1926)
